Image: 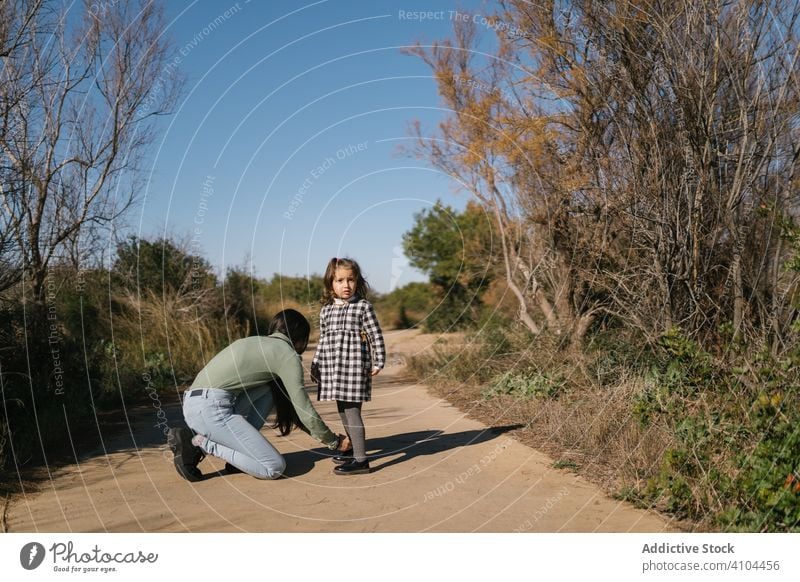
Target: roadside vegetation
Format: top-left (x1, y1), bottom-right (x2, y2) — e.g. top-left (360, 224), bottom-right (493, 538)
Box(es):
top-left (400, 0), bottom-right (800, 532)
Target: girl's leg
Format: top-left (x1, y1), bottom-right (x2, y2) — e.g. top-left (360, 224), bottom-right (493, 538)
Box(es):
top-left (184, 389), bottom-right (285, 479)
top-left (339, 401), bottom-right (366, 462)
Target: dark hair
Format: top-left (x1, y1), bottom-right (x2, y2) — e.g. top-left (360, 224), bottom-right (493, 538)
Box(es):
top-left (267, 309), bottom-right (311, 435)
top-left (268, 308), bottom-right (310, 352)
top-left (269, 379), bottom-right (307, 436)
top-left (321, 257), bottom-right (370, 305)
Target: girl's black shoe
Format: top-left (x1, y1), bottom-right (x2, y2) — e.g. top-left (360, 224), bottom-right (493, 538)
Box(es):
top-left (332, 449), bottom-right (353, 465)
top-left (333, 458), bottom-right (370, 475)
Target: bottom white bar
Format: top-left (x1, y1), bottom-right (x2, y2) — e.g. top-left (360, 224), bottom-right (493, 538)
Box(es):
top-left (1, 533), bottom-right (798, 581)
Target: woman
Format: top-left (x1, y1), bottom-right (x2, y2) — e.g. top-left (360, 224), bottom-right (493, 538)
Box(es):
top-left (168, 309), bottom-right (350, 481)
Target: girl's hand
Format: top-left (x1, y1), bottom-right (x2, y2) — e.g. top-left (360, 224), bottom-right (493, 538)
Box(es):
top-left (371, 367), bottom-right (381, 376)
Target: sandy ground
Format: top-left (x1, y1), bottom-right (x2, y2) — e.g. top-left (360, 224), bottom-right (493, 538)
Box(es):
top-left (4, 330), bottom-right (675, 532)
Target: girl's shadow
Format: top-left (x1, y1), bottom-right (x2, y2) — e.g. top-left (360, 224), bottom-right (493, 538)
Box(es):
top-left (278, 424), bottom-right (524, 477)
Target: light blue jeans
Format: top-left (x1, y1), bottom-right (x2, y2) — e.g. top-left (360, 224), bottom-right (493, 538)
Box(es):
top-left (182, 384), bottom-right (286, 479)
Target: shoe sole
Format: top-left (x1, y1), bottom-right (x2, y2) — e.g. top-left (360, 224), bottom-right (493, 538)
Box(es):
top-left (334, 466), bottom-right (371, 475)
top-left (174, 460), bottom-right (203, 482)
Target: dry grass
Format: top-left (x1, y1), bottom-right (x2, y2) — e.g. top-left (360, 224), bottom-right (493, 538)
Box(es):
top-left (112, 294), bottom-right (325, 384)
top-left (425, 371), bottom-right (672, 491)
top-left (409, 338), bottom-right (686, 526)
top-left (114, 289), bottom-right (241, 379)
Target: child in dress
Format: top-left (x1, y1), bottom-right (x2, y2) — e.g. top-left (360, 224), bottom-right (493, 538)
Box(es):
top-left (312, 257), bottom-right (386, 475)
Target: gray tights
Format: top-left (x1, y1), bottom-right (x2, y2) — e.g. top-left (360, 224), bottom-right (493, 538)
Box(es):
top-left (337, 401), bottom-right (366, 462)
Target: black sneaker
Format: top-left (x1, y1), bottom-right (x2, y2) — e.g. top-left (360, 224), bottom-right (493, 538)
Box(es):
top-left (333, 458), bottom-right (370, 475)
top-left (332, 449), bottom-right (354, 465)
top-left (167, 427), bottom-right (205, 482)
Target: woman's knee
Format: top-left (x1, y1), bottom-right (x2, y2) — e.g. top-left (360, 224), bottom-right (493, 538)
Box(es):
top-left (252, 456), bottom-right (286, 480)
top-left (271, 456), bottom-right (287, 478)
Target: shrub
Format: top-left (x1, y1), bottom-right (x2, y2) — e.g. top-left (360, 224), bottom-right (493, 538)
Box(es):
top-left (639, 328), bottom-right (800, 530)
top-left (483, 367), bottom-right (565, 399)
top-left (409, 320), bottom-right (799, 531)
top-left (0, 297), bottom-right (94, 469)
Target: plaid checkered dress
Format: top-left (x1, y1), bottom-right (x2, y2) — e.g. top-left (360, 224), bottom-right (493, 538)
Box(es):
top-left (312, 297), bottom-right (386, 402)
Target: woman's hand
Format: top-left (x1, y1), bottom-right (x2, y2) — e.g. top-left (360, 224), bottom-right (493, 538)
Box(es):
top-left (338, 434), bottom-right (351, 452)
top-left (371, 367), bottom-right (381, 376)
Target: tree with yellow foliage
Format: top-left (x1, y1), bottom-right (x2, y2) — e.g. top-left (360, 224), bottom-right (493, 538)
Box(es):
top-left (407, 0), bottom-right (800, 349)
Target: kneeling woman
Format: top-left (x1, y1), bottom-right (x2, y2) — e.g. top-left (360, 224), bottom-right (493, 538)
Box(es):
top-left (168, 309), bottom-right (350, 481)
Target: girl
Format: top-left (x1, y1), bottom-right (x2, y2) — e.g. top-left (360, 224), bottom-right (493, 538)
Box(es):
top-left (312, 257), bottom-right (386, 475)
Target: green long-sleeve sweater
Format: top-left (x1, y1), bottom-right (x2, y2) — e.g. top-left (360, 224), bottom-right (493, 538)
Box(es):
top-left (190, 332), bottom-right (337, 448)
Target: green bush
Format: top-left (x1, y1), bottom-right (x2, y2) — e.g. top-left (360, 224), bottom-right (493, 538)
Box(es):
top-left (638, 328), bottom-right (800, 530)
top-left (374, 282), bottom-right (437, 329)
top-left (483, 367), bottom-right (565, 399)
top-left (720, 384), bottom-right (800, 531)
top-left (113, 236), bottom-right (216, 296)
top-left (0, 299), bottom-right (94, 469)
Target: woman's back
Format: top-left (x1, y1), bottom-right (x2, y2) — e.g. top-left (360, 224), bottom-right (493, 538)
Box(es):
top-left (190, 334), bottom-right (296, 392)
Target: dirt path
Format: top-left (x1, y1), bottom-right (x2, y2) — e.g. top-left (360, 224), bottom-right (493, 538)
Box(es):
top-left (6, 330), bottom-right (675, 532)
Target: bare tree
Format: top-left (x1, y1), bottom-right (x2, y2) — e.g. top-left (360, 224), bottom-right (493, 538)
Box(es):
top-left (0, 0), bottom-right (181, 299)
top-left (0, 0), bottom-right (45, 293)
top-left (406, 15), bottom-right (614, 346)
top-left (408, 0), bottom-right (800, 348)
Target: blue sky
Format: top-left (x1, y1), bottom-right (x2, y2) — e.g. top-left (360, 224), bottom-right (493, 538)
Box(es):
top-left (133, 0), bottom-right (492, 292)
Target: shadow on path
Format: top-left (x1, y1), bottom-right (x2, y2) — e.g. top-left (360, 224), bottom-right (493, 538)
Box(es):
top-left (201, 425), bottom-right (525, 480)
top-left (365, 425), bottom-right (524, 472)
